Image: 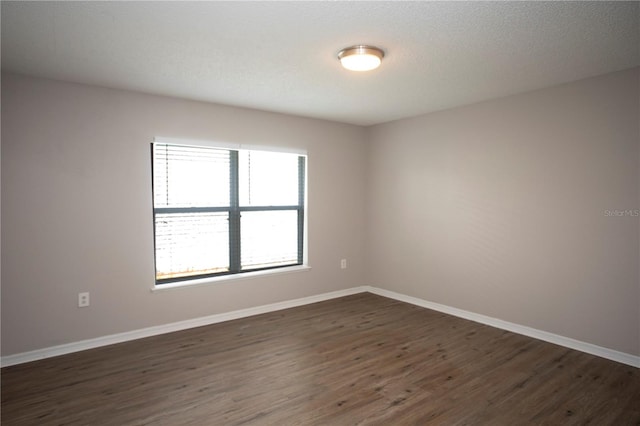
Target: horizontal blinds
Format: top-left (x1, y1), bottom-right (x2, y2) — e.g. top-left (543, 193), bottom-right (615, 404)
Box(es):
top-left (153, 144), bottom-right (230, 208)
top-left (238, 150), bottom-right (300, 207)
top-left (153, 143), bottom-right (232, 280)
top-left (155, 212), bottom-right (230, 279)
top-left (154, 136), bottom-right (307, 156)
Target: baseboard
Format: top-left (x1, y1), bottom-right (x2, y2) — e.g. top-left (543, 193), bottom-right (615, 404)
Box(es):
top-left (0, 286), bottom-right (368, 367)
top-left (3, 285), bottom-right (638, 368)
top-left (366, 286), bottom-right (640, 368)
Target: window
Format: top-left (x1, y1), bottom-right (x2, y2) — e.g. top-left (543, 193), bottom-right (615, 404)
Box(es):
top-left (152, 140), bottom-right (306, 285)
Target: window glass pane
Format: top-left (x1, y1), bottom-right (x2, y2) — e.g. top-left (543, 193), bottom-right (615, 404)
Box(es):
top-left (154, 144), bottom-right (230, 208)
top-left (239, 151), bottom-right (299, 206)
top-left (240, 210), bottom-right (299, 270)
top-left (155, 212), bottom-right (229, 279)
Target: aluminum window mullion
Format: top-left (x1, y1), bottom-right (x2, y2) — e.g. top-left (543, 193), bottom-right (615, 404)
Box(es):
top-left (229, 150), bottom-right (241, 272)
top-left (238, 205), bottom-right (300, 212)
top-left (154, 206), bottom-right (232, 214)
top-left (297, 156), bottom-right (305, 264)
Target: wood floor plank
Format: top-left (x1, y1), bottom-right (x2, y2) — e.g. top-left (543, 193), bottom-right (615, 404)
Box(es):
top-left (2, 293), bottom-right (639, 425)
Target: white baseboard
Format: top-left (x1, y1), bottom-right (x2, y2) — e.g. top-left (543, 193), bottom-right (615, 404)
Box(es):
top-left (366, 286), bottom-right (640, 368)
top-left (0, 286), bottom-right (368, 367)
top-left (3, 285), bottom-right (638, 369)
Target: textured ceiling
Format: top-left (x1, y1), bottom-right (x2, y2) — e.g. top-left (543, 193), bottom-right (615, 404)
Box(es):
top-left (2, 1), bottom-right (639, 126)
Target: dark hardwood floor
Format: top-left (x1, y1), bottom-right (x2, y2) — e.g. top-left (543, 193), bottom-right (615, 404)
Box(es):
top-left (2, 293), bottom-right (639, 425)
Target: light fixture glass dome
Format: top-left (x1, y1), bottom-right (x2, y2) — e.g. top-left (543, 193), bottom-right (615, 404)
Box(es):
top-left (338, 45), bottom-right (384, 72)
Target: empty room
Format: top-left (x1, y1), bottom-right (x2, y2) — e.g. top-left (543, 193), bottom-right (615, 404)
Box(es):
top-left (1, 1), bottom-right (639, 425)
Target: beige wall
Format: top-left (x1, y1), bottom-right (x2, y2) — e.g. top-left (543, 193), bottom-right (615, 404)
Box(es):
top-left (366, 68), bottom-right (640, 356)
top-left (3, 68), bottom-right (639, 359)
top-left (1, 73), bottom-right (368, 355)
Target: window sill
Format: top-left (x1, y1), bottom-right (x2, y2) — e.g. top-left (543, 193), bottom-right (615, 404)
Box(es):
top-left (151, 265), bottom-right (312, 292)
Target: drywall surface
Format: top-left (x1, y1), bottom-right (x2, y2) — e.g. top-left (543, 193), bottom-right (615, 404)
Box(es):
top-left (1, 73), bottom-right (367, 355)
top-left (367, 68), bottom-right (640, 356)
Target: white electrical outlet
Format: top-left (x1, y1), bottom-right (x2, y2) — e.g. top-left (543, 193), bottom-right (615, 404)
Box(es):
top-left (341, 259), bottom-right (347, 269)
top-left (78, 292), bottom-right (90, 308)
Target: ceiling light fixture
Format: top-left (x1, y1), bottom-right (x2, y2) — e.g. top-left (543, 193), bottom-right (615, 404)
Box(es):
top-left (338, 45), bottom-right (384, 72)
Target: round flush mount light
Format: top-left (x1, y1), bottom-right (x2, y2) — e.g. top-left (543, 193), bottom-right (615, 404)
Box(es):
top-left (338, 45), bottom-right (384, 72)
